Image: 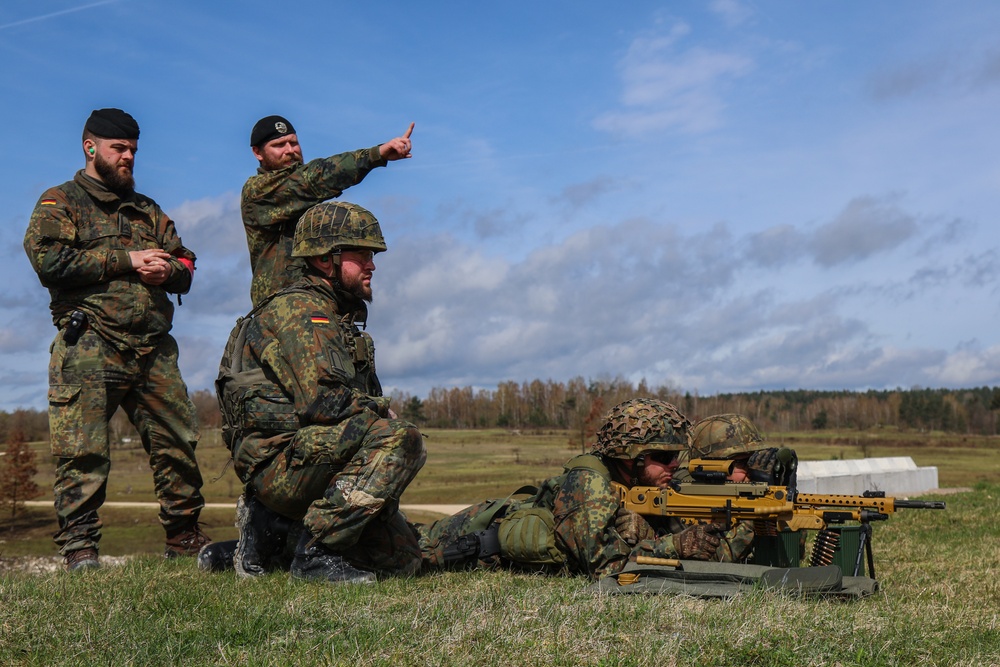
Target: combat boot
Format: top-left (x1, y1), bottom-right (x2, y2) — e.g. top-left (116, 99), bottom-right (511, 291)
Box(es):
top-left (164, 522), bottom-right (212, 558)
top-left (65, 547), bottom-right (100, 572)
top-left (234, 493), bottom-right (294, 578)
top-left (197, 539), bottom-right (237, 572)
top-left (289, 532), bottom-right (376, 584)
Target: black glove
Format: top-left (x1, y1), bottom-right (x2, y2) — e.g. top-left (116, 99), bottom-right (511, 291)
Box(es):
top-left (747, 447), bottom-right (797, 486)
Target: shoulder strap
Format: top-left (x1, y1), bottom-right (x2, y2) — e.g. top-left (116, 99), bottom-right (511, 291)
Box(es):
top-left (563, 453), bottom-right (611, 480)
top-left (228, 284), bottom-right (319, 374)
top-left (465, 485), bottom-right (539, 534)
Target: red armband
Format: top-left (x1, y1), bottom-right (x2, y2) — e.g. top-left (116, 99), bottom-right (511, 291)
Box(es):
top-left (176, 256), bottom-right (195, 274)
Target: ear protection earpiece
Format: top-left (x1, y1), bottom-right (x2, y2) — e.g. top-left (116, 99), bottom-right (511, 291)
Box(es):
top-left (88, 148), bottom-right (95, 155)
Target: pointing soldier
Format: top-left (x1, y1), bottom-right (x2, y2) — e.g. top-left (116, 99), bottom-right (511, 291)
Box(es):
top-left (242, 115), bottom-right (414, 306)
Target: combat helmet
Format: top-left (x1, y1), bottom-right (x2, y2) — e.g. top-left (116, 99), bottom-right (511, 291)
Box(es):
top-left (593, 398), bottom-right (691, 460)
top-left (690, 413), bottom-right (766, 459)
top-left (292, 201), bottom-right (387, 258)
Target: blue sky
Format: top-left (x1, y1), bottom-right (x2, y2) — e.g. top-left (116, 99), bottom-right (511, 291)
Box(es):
top-left (2, 0), bottom-right (999, 412)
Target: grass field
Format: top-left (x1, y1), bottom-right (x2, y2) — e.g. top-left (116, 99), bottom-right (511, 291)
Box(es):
top-left (2, 427), bottom-right (997, 558)
top-left (0, 481), bottom-right (997, 666)
top-left (1, 428), bottom-right (999, 665)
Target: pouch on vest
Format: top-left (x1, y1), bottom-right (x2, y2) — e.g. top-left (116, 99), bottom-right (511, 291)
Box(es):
top-left (493, 454), bottom-right (611, 566)
top-left (497, 506), bottom-right (566, 566)
top-left (239, 380), bottom-right (298, 432)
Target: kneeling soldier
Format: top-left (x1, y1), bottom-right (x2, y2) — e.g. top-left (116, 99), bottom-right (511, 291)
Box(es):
top-left (215, 201), bottom-right (425, 583)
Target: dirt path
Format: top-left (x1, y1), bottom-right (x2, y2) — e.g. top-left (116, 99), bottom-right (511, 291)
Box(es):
top-left (23, 500), bottom-right (470, 515)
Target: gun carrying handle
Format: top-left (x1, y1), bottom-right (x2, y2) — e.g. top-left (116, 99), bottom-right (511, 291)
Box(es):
top-left (635, 556), bottom-right (681, 568)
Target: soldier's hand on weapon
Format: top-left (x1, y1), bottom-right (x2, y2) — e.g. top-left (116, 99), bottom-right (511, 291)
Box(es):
top-left (746, 448), bottom-right (779, 483)
top-left (672, 523), bottom-right (723, 560)
top-left (614, 508), bottom-right (656, 546)
top-left (379, 122), bottom-right (414, 161)
top-left (747, 447), bottom-right (797, 486)
top-left (716, 521), bottom-right (756, 563)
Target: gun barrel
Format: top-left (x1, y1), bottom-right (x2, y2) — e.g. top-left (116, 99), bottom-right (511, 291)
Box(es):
top-left (894, 500), bottom-right (946, 510)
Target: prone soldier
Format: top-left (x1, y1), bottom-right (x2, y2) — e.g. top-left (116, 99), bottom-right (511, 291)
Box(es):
top-left (418, 398), bottom-right (751, 578)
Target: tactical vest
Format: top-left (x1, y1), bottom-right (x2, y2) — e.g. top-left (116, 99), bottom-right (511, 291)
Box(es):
top-left (490, 454), bottom-right (612, 566)
top-left (215, 284), bottom-right (379, 453)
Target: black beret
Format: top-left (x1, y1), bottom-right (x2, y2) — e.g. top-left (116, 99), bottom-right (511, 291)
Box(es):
top-left (251, 115), bottom-right (296, 147)
top-left (85, 108), bottom-right (140, 139)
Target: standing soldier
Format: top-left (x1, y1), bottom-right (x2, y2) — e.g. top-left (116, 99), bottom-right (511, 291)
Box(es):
top-left (23, 108), bottom-right (211, 570)
top-left (242, 115), bottom-right (414, 306)
top-left (217, 200), bottom-right (425, 583)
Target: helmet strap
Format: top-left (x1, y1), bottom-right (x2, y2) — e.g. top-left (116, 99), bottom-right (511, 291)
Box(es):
top-left (330, 249), bottom-right (343, 287)
top-left (308, 251), bottom-right (343, 287)
top-left (631, 453), bottom-right (646, 487)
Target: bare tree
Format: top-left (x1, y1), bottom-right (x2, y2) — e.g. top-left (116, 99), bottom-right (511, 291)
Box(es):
top-left (0, 418), bottom-right (42, 528)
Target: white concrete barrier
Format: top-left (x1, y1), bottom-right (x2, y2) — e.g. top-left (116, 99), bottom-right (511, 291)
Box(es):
top-left (796, 456), bottom-right (938, 496)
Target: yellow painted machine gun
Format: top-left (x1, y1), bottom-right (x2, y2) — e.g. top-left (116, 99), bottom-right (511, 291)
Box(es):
top-left (615, 459), bottom-right (945, 580)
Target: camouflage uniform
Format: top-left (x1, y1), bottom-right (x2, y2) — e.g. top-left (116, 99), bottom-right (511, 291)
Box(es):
top-left (419, 399), bottom-right (752, 579)
top-left (686, 413), bottom-right (794, 565)
top-left (23, 170), bottom-right (205, 555)
top-left (241, 147), bottom-right (387, 306)
top-left (228, 273), bottom-right (425, 574)
top-left (419, 456), bottom-right (700, 579)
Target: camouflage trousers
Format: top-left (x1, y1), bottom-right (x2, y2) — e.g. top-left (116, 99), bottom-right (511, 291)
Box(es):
top-left (248, 416), bottom-right (426, 574)
top-left (47, 328), bottom-right (204, 554)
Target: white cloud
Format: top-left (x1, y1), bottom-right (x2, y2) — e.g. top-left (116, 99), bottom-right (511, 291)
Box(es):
top-left (709, 0), bottom-right (754, 28)
top-left (360, 192), bottom-right (998, 398)
top-left (594, 24), bottom-right (754, 137)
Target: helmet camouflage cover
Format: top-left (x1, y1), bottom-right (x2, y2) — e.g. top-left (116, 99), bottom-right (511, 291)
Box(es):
top-left (593, 398), bottom-right (691, 460)
top-left (292, 201), bottom-right (387, 258)
top-left (690, 413), bottom-right (766, 459)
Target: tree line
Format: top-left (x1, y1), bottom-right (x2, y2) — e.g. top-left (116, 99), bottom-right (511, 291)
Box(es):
top-left (3, 381), bottom-right (1000, 445)
top-left (387, 379), bottom-right (1000, 437)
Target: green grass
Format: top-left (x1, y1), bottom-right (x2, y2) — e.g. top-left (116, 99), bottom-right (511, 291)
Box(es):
top-left (1, 429), bottom-right (998, 664)
top-left (4, 427), bottom-right (997, 558)
top-left (1, 485), bottom-right (998, 666)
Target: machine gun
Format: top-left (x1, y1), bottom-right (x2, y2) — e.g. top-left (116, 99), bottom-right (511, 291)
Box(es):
top-left (614, 464), bottom-right (945, 580)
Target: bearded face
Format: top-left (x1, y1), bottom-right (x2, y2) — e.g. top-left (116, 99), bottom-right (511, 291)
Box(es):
top-left (338, 249), bottom-right (375, 303)
top-left (260, 151), bottom-right (303, 171)
top-left (94, 150), bottom-right (135, 195)
top-left (339, 265), bottom-right (373, 303)
top-left (255, 135), bottom-right (304, 171)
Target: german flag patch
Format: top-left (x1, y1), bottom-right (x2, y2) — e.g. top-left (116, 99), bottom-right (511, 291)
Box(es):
top-left (310, 314), bottom-right (330, 324)
top-left (40, 198), bottom-right (58, 206)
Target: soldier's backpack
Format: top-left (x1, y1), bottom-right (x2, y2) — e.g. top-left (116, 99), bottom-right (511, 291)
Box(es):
top-left (215, 287), bottom-right (312, 452)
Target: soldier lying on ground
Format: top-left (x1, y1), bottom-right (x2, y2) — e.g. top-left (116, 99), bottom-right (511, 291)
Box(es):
top-left (417, 398), bottom-right (753, 578)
